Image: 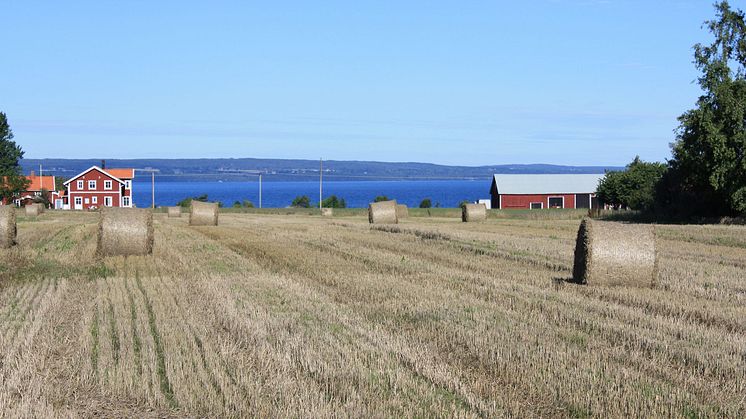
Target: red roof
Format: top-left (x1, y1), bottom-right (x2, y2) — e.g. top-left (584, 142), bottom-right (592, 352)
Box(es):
top-left (106, 169), bottom-right (135, 179)
top-left (26, 175), bottom-right (56, 192)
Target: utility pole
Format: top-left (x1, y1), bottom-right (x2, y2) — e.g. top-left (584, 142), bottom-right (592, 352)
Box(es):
top-left (151, 172), bottom-right (155, 209)
top-left (259, 173), bottom-right (263, 209)
top-left (319, 158), bottom-right (323, 209)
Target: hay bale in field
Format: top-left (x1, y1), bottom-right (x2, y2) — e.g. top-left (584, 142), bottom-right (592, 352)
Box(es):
top-left (96, 207), bottom-right (154, 257)
top-left (167, 206), bottom-right (181, 218)
top-left (368, 200), bottom-right (398, 224)
top-left (25, 204), bottom-right (42, 217)
top-left (572, 218), bottom-right (657, 287)
top-left (321, 208), bottom-right (333, 217)
top-left (462, 203), bottom-right (487, 222)
top-left (396, 204), bottom-right (409, 219)
top-left (0, 206), bottom-right (17, 249)
top-left (189, 200), bottom-right (219, 226)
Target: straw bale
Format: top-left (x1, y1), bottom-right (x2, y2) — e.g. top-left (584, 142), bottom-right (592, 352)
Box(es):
top-left (396, 204), bottom-right (409, 219)
top-left (321, 208), bottom-right (333, 217)
top-left (25, 204), bottom-right (41, 217)
top-left (167, 206), bottom-right (182, 218)
top-left (572, 218), bottom-right (657, 286)
top-left (96, 207), bottom-right (154, 257)
top-left (0, 206), bottom-right (17, 249)
top-left (190, 201), bottom-right (219, 226)
top-left (368, 200), bottom-right (398, 224)
top-left (462, 203), bottom-right (487, 222)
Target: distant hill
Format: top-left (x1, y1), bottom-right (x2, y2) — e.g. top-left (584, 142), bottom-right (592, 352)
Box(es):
top-left (21, 158), bottom-right (621, 182)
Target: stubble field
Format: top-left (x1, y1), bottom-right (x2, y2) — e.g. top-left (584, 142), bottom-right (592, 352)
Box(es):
top-left (0, 211), bottom-right (744, 417)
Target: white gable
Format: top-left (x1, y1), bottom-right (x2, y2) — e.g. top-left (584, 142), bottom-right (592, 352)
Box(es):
top-left (493, 174), bottom-right (604, 195)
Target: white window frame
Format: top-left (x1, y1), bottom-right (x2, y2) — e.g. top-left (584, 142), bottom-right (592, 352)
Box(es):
top-left (529, 202), bottom-right (543, 209)
top-left (122, 196), bottom-right (131, 207)
top-left (88, 180), bottom-right (97, 190)
top-left (124, 180), bottom-right (131, 189)
top-left (74, 197), bottom-right (83, 207)
top-left (92, 196), bottom-right (98, 204)
top-left (547, 196), bottom-right (565, 209)
top-left (77, 180), bottom-right (84, 190)
top-left (104, 180), bottom-right (113, 190)
top-left (104, 196), bottom-right (113, 207)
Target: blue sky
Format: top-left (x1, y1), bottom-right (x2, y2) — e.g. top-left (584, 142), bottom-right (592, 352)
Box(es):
top-left (1, 0), bottom-right (718, 166)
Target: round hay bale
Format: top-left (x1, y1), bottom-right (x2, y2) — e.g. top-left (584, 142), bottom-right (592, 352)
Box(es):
top-left (572, 218), bottom-right (657, 287)
top-left (96, 207), bottom-right (154, 257)
top-left (462, 203), bottom-right (487, 222)
top-left (368, 200), bottom-right (398, 224)
top-left (0, 206), bottom-right (17, 249)
top-left (167, 206), bottom-right (182, 218)
top-left (321, 208), bottom-right (333, 217)
top-left (396, 204), bottom-right (409, 219)
top-left (25, 204), bottom-right (41, 217)
top-left (190, 201), bottom-right (219, 226)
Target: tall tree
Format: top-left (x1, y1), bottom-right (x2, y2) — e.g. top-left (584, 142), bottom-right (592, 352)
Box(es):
top-left (597, 157), bottom-right (666, 211)
top-left (0, 112), bottom-right (30, 203)
top-left (660, 2), bottom-right (746, 216)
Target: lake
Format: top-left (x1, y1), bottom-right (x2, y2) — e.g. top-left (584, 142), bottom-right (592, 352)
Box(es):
top-left (132, 179), bottom-right (492, 208)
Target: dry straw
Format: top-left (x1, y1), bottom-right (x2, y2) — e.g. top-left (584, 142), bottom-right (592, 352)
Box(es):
top-left (168, 206), bottom-right (182, 218)
top-left (25, 204), bottom-right (42, 217)
top-left (190, 201), bottom-right (219, 226)
top-left (462, 203), bottom-right (487, 222)
top-left (572, 218), bottom-right (657, 287)
top-left (368, 200), bottom-right (398, 224)
top-left (96, 207), bottom-right (154, 257)
top-left (0, 206), bottom-right (17, 249)
top-left (396, 204), bottom-right (409, 220)
top-left (321, 208), bottom-right (334, 217)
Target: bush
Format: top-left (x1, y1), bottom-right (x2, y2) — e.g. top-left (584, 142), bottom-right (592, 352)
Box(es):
top-left (291, 195), bottom-right (311, 208)
top-left (321, 195), bottom-right (346, 208)
top-left (177, 194), bottom-right (209, 208)
top-left (419, 198), bottom-right (432, 209)
top-left (374, 196), bottom-right (390, 202)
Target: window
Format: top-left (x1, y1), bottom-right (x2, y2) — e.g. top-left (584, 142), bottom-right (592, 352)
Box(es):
top-left (77, 180), bottom-right (84, 190)
top-left (548, 197), bottom-right (564, 208)
top-left (84, 198), bottom-right (90, 204)
top-left (122, 196), bottom-right (130, 207)
top-left (104, 197), bottom-right (113, 207)
top-left (124, 180), bottom-right (131, 189)
top-left (88, 180), bottom-right (97, 190)
top-left (74, 197), bottom-right (83, 206)
top-left (530, 202), bottom-right (543, 209)
top-left (92, 196), bottom-right (98, 204)
top-left (104, 180), bottom-right (113, 190)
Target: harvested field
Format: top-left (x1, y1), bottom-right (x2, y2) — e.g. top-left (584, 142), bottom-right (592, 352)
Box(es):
top-left (0, 211), bottom-right (744, 417)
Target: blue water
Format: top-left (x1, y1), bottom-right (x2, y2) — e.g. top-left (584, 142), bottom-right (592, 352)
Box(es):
top-left (132, 180), bottom-right (491, 208)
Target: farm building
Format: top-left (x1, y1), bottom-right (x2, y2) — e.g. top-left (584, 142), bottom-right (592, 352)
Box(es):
top-left (1, 172), bottom-right (61, 208)
top-left (62, 166), bottom-right (135, 210)
top-left (490, 174), bottom-right (604, 209)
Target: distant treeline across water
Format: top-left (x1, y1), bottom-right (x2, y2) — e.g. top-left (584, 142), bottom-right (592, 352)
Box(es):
top-left (132, 179), bottom-right (490, 208)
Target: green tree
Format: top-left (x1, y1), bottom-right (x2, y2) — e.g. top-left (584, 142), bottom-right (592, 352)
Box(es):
top-left (0, 112), bottom-right (30, 203)
top-left (373, 195), bottom-right (390, 202)
top-left (291, 195), bottom-right (311, 208)
top-left (660, 1), bottom-right (746, 216)
top-left (242, 200), bottom-right (255, 208)
top-left (321, 195), bottom-right (346, 208)
top-left (419, 198), bottom-right (432, 209)
top-left (458, 200), bottom-right (470, 209)
top-left (597, 157), bottom-right (666, 211)
top-left (55, 177), bottom-right (68, 192)
top-left (232, 201), bottom-right (242, 208)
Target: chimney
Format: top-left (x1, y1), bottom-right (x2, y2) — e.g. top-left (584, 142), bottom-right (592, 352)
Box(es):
top-left (101, 160), bottom-right (106, 169)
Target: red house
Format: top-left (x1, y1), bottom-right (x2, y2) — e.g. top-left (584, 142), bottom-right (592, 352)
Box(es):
top-left (15, 173), bottom-right (60, 208)
top-left (63, 166), bottom-right (135, 210)
top-left (490, 174), bottom-right (604, 210)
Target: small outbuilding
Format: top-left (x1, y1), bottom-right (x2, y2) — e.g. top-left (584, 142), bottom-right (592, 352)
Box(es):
top-left (490, 174), bottom-right (604, 210)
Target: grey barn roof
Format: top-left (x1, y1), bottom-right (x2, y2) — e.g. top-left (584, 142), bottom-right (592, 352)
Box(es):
top-left (492, 174), bottom-right (604, 195)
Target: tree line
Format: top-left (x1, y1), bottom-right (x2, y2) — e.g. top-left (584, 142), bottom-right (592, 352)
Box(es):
top-left (598, 1), bottom-right (746, 219)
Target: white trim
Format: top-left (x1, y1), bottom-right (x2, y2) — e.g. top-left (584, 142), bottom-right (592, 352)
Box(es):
top-left (498, 195), bottom-right (502, 209)
top-left (92, 196), bottom-right (98, 204)
top-left (122, 196), bottom-right (131, 207)
top-left (547, 196), bottom-right (565, 209)
top-left (62, 191), bottom-right (120, 195)
top-left (63, 166), bottom-right (126, 186)
top-left (88, 180), bottom-right (97, 190)
top-left (76, 180), bottom-right (84, 190)
top-left (104, 180), bottom-right (113, 190)
top-left (529, 202), bottom-right (543, 209)
top-left (104, 196), bottom-right (113, 207)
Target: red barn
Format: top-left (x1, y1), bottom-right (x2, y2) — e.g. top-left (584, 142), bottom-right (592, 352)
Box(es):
top-left (16, 173), bottom-right (60, 208)
top-left (490, 174), bottom-right (604, 210)
top-left (63, 166), bottom-right (135, 210)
